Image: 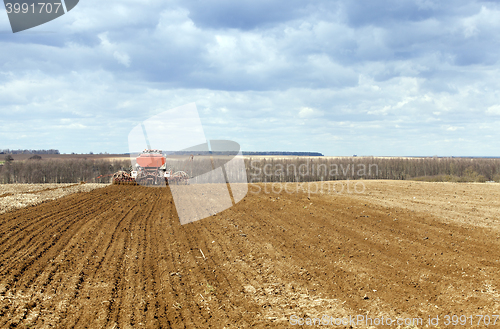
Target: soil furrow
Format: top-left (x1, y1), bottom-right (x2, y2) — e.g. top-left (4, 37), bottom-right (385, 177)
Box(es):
top-left (0, 182), bottom-right (498, 328)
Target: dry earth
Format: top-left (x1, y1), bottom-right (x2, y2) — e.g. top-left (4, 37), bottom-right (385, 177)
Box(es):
top-left (0, 183), bottom-right (108, 214)
top-left (0, 180), bottom-right (498, 328)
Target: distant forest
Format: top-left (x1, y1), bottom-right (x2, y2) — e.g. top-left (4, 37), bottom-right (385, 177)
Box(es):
top-left (1, 154), bottom-right (500, 184)
top-left (0, 149), bottom-right (60, 155)
top-left (242, 151), bottom-right (323, 156)
top-left (0, 150), bottom-right (323, 156)
top-left (162, 151), bottom-right (324, 156)
top-left (0, 158), bottom-right (130, 184)
top-left (244, 157), bottom-right (500, 183)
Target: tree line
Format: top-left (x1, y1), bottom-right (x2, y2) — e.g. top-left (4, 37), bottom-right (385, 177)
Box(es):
top-left (0, 149), bottom-right (60, 155)
top-left (0, 158), bottom-right (131, 184)
top-left (241, 151), bottom-right (323, 156)
top-left (1, 156), bottom-right (500, 184)
top-left (244, 157), bottom-right (500, 183)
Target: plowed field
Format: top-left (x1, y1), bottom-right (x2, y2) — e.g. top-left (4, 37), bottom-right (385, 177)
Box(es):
top-left (0, 181), bottom-right (499, 328)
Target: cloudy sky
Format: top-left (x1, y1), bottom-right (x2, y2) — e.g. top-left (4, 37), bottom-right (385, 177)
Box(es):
top-left (1, 0), bottom-right (500, 156)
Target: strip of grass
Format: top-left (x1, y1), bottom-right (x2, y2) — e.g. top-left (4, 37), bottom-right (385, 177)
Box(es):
top-left (412, 174), bottom-right (487, 183)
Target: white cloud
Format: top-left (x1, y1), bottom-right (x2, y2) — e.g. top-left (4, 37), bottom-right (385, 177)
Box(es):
top-left (444, 126), bottom-right (463, 131)
top-left (462, 6), bottom-right (500, 38)
top-left (98, 32), bottom-right (131, 67)
top-left (486, 105), bottom-right (500, 115)
top-left (298, 107), bottom-right (315, 118)
top-left (1, 0), bottom-right (500, 155)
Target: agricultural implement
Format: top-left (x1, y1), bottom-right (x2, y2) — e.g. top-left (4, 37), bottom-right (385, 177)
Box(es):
top-left (112, 149), bottom-right (189, 186)
top-left (112, 171), bottom-right (137, 185)
top-left (164, 169), bottom-right (190, 185)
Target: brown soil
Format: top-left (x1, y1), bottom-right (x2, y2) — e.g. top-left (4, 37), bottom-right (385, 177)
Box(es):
top-left (0, 181), bottom-right (499, 328)
top-left (0, 184), bottom-right (108, 215)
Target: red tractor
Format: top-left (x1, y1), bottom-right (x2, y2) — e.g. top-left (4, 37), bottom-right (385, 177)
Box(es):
top-left (132, 149), bottom-right (167, 185)
top-left (113, 149), bottom-right (189, 186)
